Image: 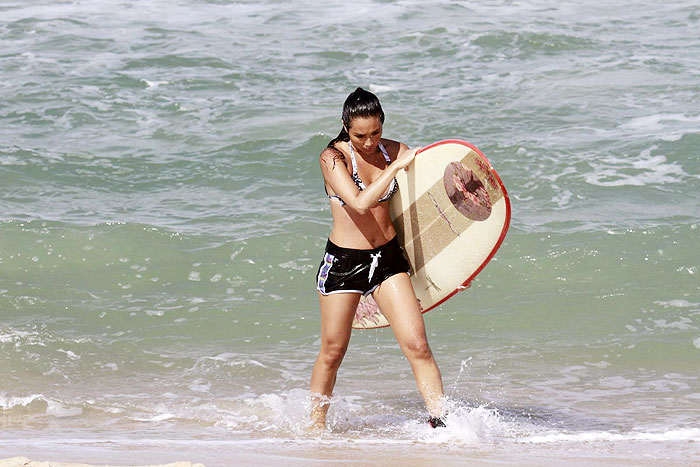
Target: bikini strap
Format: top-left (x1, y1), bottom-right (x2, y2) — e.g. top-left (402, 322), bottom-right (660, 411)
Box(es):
top-left (378, 142), bottom-right (391, 164)
top-left (347, 141), bottom-right (366, 190)
top-left (349, 141), bottom-right (391, 166)
top-left (348, 141), bottom-right (359, 176)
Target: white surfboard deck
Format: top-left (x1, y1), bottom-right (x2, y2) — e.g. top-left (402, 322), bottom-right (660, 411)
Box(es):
top-left (352, 139), bottom-right (511, 329)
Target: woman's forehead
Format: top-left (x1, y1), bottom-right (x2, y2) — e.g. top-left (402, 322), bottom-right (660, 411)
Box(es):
top-left (348, 116), bottom-right (382, 132)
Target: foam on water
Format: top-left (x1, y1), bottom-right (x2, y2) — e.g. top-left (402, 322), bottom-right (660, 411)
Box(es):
top-left (0, 388), bottom-right (533, 447)
top-left (0, 393), bottom-right (48, 411)
top-left (584, 146), bottom-right (689, 187)
top-left (619, 113), bottom-right (700, 142)
top-left (521, 427), bottom-right (700, 444)
top-left (5, 385), bottom-right (699, 461)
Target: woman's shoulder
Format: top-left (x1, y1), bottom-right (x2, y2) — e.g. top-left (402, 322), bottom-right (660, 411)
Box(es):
top-left (380, 139), bottom-right (409, 161)
top-left (320, 143), bottom-right (349, 169)
top-left (322, 140), bottom-right (350, 156)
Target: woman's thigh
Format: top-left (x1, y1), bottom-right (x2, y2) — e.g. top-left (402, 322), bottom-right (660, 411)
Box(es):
top-left (371, 273), bottom-right (428, 345)
top-left (317, 292), bottom-right (361, 346)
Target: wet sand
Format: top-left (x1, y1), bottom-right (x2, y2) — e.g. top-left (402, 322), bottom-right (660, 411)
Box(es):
top-left (0, 459), bottom-right (203, 467)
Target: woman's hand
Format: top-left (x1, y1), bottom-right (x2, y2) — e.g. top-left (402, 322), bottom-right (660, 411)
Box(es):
top-left (394, 146), bottom-right (420, 171)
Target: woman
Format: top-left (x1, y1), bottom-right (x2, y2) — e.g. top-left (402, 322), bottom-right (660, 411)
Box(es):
top-left (310, 87), bottom-right (446, 430)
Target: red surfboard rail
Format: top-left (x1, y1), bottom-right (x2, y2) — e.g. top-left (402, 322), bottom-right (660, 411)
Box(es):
top-left (414, 139), bottom-right (511, 316)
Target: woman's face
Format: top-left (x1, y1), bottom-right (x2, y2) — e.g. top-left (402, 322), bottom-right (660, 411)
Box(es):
top-left (346, 116), bottom-right (383, 155)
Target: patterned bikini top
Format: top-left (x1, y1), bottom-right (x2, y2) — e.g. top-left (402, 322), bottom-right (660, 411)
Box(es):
top-left (327, 141), bottom-right (399, 206)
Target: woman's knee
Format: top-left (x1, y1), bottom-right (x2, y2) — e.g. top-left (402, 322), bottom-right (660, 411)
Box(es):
top-left (403, 337), bottom-right (433, 361)
top-left (319, 341), bottom-right (348, 369)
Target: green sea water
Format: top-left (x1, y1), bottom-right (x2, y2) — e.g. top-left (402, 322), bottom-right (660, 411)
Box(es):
top-left (1, 1), bottom-right (699, 465)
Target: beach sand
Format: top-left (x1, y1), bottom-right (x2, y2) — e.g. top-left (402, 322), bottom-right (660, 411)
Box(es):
top-left (0, 459), bottom-right (204, 467)
top-left (1, 445), bottom-right (692, 467)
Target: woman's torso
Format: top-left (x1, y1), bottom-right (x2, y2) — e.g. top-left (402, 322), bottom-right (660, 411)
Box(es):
top-left (325, 138), bottom-right (402, 249)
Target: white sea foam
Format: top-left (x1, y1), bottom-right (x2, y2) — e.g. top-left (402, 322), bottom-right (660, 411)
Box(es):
top-left (57, 348), bottom-right (81, 360)
top-left (189, 379), bottom-right (211, 393)
top-left (215, 390), bottom-right (523, 446)
top-left (130, 412), bottom-right (175, 422)
top-left (202, 389), bottom-right (318, 432)
top-left (521, 427), bottom-right (700, 443)
top-left (651, 317), bottom-right (694, 330)
top-left (141, 79), bottom-right (169, 89)
top-left (0, 393), bottom-right (47, 410)
top-left (585, 360), bottom-right (611, 369)
top-left (369, 84), bottom-right (394, 93)
top-left (46, 400), bottom-right (83, 417)
top-left (278, 260), bottom-right (314, 272)
top-left (193, 354), bottom-right (267, 368)
top-left (584, 146), bottom-right (687, 187)
top-left (401, 403), bottom-right (516, 446)
top-left (0, 329), bottom-right (32, 343)
top-left (654, 299), bottom-right (700, 308)
top-left (551, 189), bottom-right (572, 208)
top-left (598, 376), bottom-right (636, 389)
top-left (188, 271), bottom-right (201, 281)
top-left (693, 337), bottom-right (700, 350)
top-left (619, 113), bottom-right (700, 141)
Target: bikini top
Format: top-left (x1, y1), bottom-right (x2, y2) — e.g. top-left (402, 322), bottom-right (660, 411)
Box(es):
top-left (327, 141), bottom-right (399, 206)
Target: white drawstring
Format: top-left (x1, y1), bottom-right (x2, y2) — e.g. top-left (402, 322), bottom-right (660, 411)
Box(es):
top-left (368, 252), bottom-right (381, 282)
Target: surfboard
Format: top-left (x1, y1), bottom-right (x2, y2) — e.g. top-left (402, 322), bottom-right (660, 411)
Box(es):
top-left (352, 139), bottom-right (511, 329)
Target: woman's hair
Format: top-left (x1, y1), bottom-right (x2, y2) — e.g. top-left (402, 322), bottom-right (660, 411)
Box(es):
top-left (327, 87), bottom-right (385, 148)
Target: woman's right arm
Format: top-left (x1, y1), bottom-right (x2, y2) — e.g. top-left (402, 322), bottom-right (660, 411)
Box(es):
top-left (320, 145), bottom-right (418, 215)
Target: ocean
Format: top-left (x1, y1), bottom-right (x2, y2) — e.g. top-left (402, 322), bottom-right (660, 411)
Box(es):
top-left (1, 0), bottom-right (699, 465)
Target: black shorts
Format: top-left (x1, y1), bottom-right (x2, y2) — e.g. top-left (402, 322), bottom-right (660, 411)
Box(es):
top-left (316, 236), bottom-right (412, 296)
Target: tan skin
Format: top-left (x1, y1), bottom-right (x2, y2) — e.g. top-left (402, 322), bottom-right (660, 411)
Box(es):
top-left (309, 115), bottom-right (445, 431)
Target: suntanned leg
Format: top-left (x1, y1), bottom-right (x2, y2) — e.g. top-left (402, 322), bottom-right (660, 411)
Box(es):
top-left (372, 273), bottom-right (445, 418)
top-left (309, 292), bottom-right (360, 431)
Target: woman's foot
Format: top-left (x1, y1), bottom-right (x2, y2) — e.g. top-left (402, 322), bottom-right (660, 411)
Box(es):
top-left (428, 416), bottom-right (446, 428)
